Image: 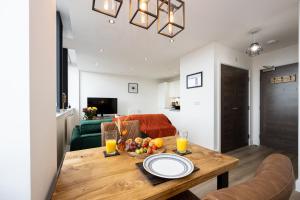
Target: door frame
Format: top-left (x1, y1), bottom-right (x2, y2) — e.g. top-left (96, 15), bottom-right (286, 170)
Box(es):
top-left (217, 63), bottom-right (251, 152)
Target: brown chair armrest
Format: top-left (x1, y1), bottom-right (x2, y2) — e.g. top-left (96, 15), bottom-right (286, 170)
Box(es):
top-left (203, 154), bottom-right (295, 200)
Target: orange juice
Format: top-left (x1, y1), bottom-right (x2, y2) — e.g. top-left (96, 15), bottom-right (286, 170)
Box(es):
top-left (176, 137), bottom-right (188, 153)
top-left (106, 139), bottom-right (117, 154)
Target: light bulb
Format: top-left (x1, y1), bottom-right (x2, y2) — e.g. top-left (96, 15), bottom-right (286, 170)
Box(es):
top-left (168, 24), bottom-right (173, 35)
top-left (168, 11), bottom-right (174, 35)
top-left (139, 0), bottom-right (148, 11)
top-left (141, 14), bottom-right (146, 24)
top-left (104, 0), bottom-right (109, 10)
top-left (139, 0), bottom-right (148, 24)
top-left (250, 44), bottom-right (259, 52)
top-left (170, 10), bottom-right (174, 23)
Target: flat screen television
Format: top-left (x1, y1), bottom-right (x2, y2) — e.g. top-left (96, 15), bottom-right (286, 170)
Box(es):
top-left (87, 98), bottom-right (118, 116)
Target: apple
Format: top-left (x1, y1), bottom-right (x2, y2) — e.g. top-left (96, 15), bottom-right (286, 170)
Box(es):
top-left (147, 148), bottom-right (153, 154)
top-left (152, 145), bottom-right (158, 151)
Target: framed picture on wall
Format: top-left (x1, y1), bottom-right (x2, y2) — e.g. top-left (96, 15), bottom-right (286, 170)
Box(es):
top-left (128, 83), bottom-right (138, 93)
top-left (186, 72), bottom-right (203, 89)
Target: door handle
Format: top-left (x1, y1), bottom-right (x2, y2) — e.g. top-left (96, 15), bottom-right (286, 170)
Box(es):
top-left (232, 107), bottom-right (239, 110)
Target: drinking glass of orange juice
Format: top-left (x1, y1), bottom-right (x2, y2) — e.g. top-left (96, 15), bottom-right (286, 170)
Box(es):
top-left (105, 130), bottom-right (118, 155)
top-left (176, 130), bottom-right (188, 153)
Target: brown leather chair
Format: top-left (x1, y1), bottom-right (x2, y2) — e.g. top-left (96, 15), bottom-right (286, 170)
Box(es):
top-left (203, 154), bottom-right (295, 200)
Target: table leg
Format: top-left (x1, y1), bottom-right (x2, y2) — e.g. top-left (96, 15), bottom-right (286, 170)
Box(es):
top-left (217, 172), bottom-right (228, 189)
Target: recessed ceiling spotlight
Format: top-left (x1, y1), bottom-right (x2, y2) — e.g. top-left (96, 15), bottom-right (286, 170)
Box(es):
top-left (99, 49), bottom-right (104, 53)
top-left (266, 39), bottom-right (278, 45)
top-left (144, 57), bottom-right (148, 62)
top-left (108, 19), bottom-right (115, 24)
top-left (170, 39), bottom-right (175, 43)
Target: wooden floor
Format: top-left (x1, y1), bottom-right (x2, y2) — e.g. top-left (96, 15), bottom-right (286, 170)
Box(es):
top-left (190, 145), bottom-right (300, 199)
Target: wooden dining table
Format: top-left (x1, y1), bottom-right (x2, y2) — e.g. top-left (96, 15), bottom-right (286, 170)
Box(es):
top-left (52, 136), bottom-right (239, 200)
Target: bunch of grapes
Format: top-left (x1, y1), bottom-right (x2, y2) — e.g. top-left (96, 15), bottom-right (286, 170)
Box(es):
top-left (125, 141), bottom-right (138, 152)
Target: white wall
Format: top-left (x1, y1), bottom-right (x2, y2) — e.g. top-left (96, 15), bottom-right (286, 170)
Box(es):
top-left (0, 1), bottom-right (31, 199)
top-left (168, 78), bottom-right (180, 98)
top-left (251, 44), bottom-right (298, 145)
top-left (80, 71), bottom-right (159, 116)
top-left (180, 44), bottom-right (216, 149)
top-left (180, 43), bottom-right (251, 150)
top-left (0, 0), bottom-right (56, 199)
top-left (181, 42), bottom-right (297, 151)
top-left (158, 77), bottom-right (182, 130)
top-left (29, 0), bottom-right (57, 199)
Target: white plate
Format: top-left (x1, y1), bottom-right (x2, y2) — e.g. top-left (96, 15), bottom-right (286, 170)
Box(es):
top-left (143, 153), bottom-right (194, 179)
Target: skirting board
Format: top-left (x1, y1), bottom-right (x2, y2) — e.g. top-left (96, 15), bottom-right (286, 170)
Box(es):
top-left (296, 179), bottom-right (300, 192)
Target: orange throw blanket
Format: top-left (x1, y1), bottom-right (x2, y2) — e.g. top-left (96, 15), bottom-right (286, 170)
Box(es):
top-left (114, 114), bottom-right (176, 138)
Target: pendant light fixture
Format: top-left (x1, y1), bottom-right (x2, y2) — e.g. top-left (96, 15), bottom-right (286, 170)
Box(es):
top-left (157, 0), bottom-right (185, 38)
top-left (92, 0), bottom-right (185, 38)
top-left (92, 0), bottom-right (123, 18)
top-left (246, 29), bottom-right (263, 57)
top-left (129, 0), bottom-right (158, 29)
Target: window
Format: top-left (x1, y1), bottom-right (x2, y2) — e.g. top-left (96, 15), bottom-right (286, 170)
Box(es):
top-left (56, 12), bottom-right (68, 110)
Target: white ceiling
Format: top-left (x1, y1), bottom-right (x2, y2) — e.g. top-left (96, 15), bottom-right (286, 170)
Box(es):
top-left (58, 0), bottom-right (298, 79)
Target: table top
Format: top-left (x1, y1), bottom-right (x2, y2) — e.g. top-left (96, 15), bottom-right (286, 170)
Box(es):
top-left (52, 136), bottom-right (239, 200)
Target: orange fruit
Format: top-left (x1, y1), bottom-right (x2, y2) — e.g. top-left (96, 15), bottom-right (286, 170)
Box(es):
top-left (154, 138), bottom-right (164, 148)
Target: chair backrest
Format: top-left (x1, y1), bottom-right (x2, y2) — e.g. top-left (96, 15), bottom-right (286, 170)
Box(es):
top-left (101, 120), bottom-right (140, 146)
top-left (203, 154), bottom-right (295, 200)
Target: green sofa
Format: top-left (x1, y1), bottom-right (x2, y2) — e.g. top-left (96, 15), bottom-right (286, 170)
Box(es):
top-left (70, 118), bottom-right (112, 151)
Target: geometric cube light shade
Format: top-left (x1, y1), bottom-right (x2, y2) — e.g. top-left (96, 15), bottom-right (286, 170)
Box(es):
top-left (157, 0), bottom-right (185, 38)
top-left (129, 0), bottom-right (158, 29)
top-left (92, 0), bottom-right (123, 18)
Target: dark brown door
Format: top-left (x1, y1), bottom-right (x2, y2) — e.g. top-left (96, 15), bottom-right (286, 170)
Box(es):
top-left (260, 63), bottom-right (298, 154)
top-left (221, 65), bottom-right (249, 153)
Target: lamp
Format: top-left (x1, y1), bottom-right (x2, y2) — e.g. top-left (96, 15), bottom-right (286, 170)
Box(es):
top-left (92, 0), bottom-right (123, 18)
top-left (157, 0), bottom-right (185, 38)
top-left (129, 0), bottom-right (158, 29)
top-left (246, 30), bottom-right (263, 57)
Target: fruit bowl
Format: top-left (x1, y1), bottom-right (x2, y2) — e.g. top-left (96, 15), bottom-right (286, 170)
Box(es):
top-left (127, 147), bottom-right (167, 159)
top-left (124, 137), bottom-right (165, 159)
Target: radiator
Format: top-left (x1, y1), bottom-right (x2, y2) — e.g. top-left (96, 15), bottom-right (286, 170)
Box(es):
top-left (56, 109), bottom-right (77, 169)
